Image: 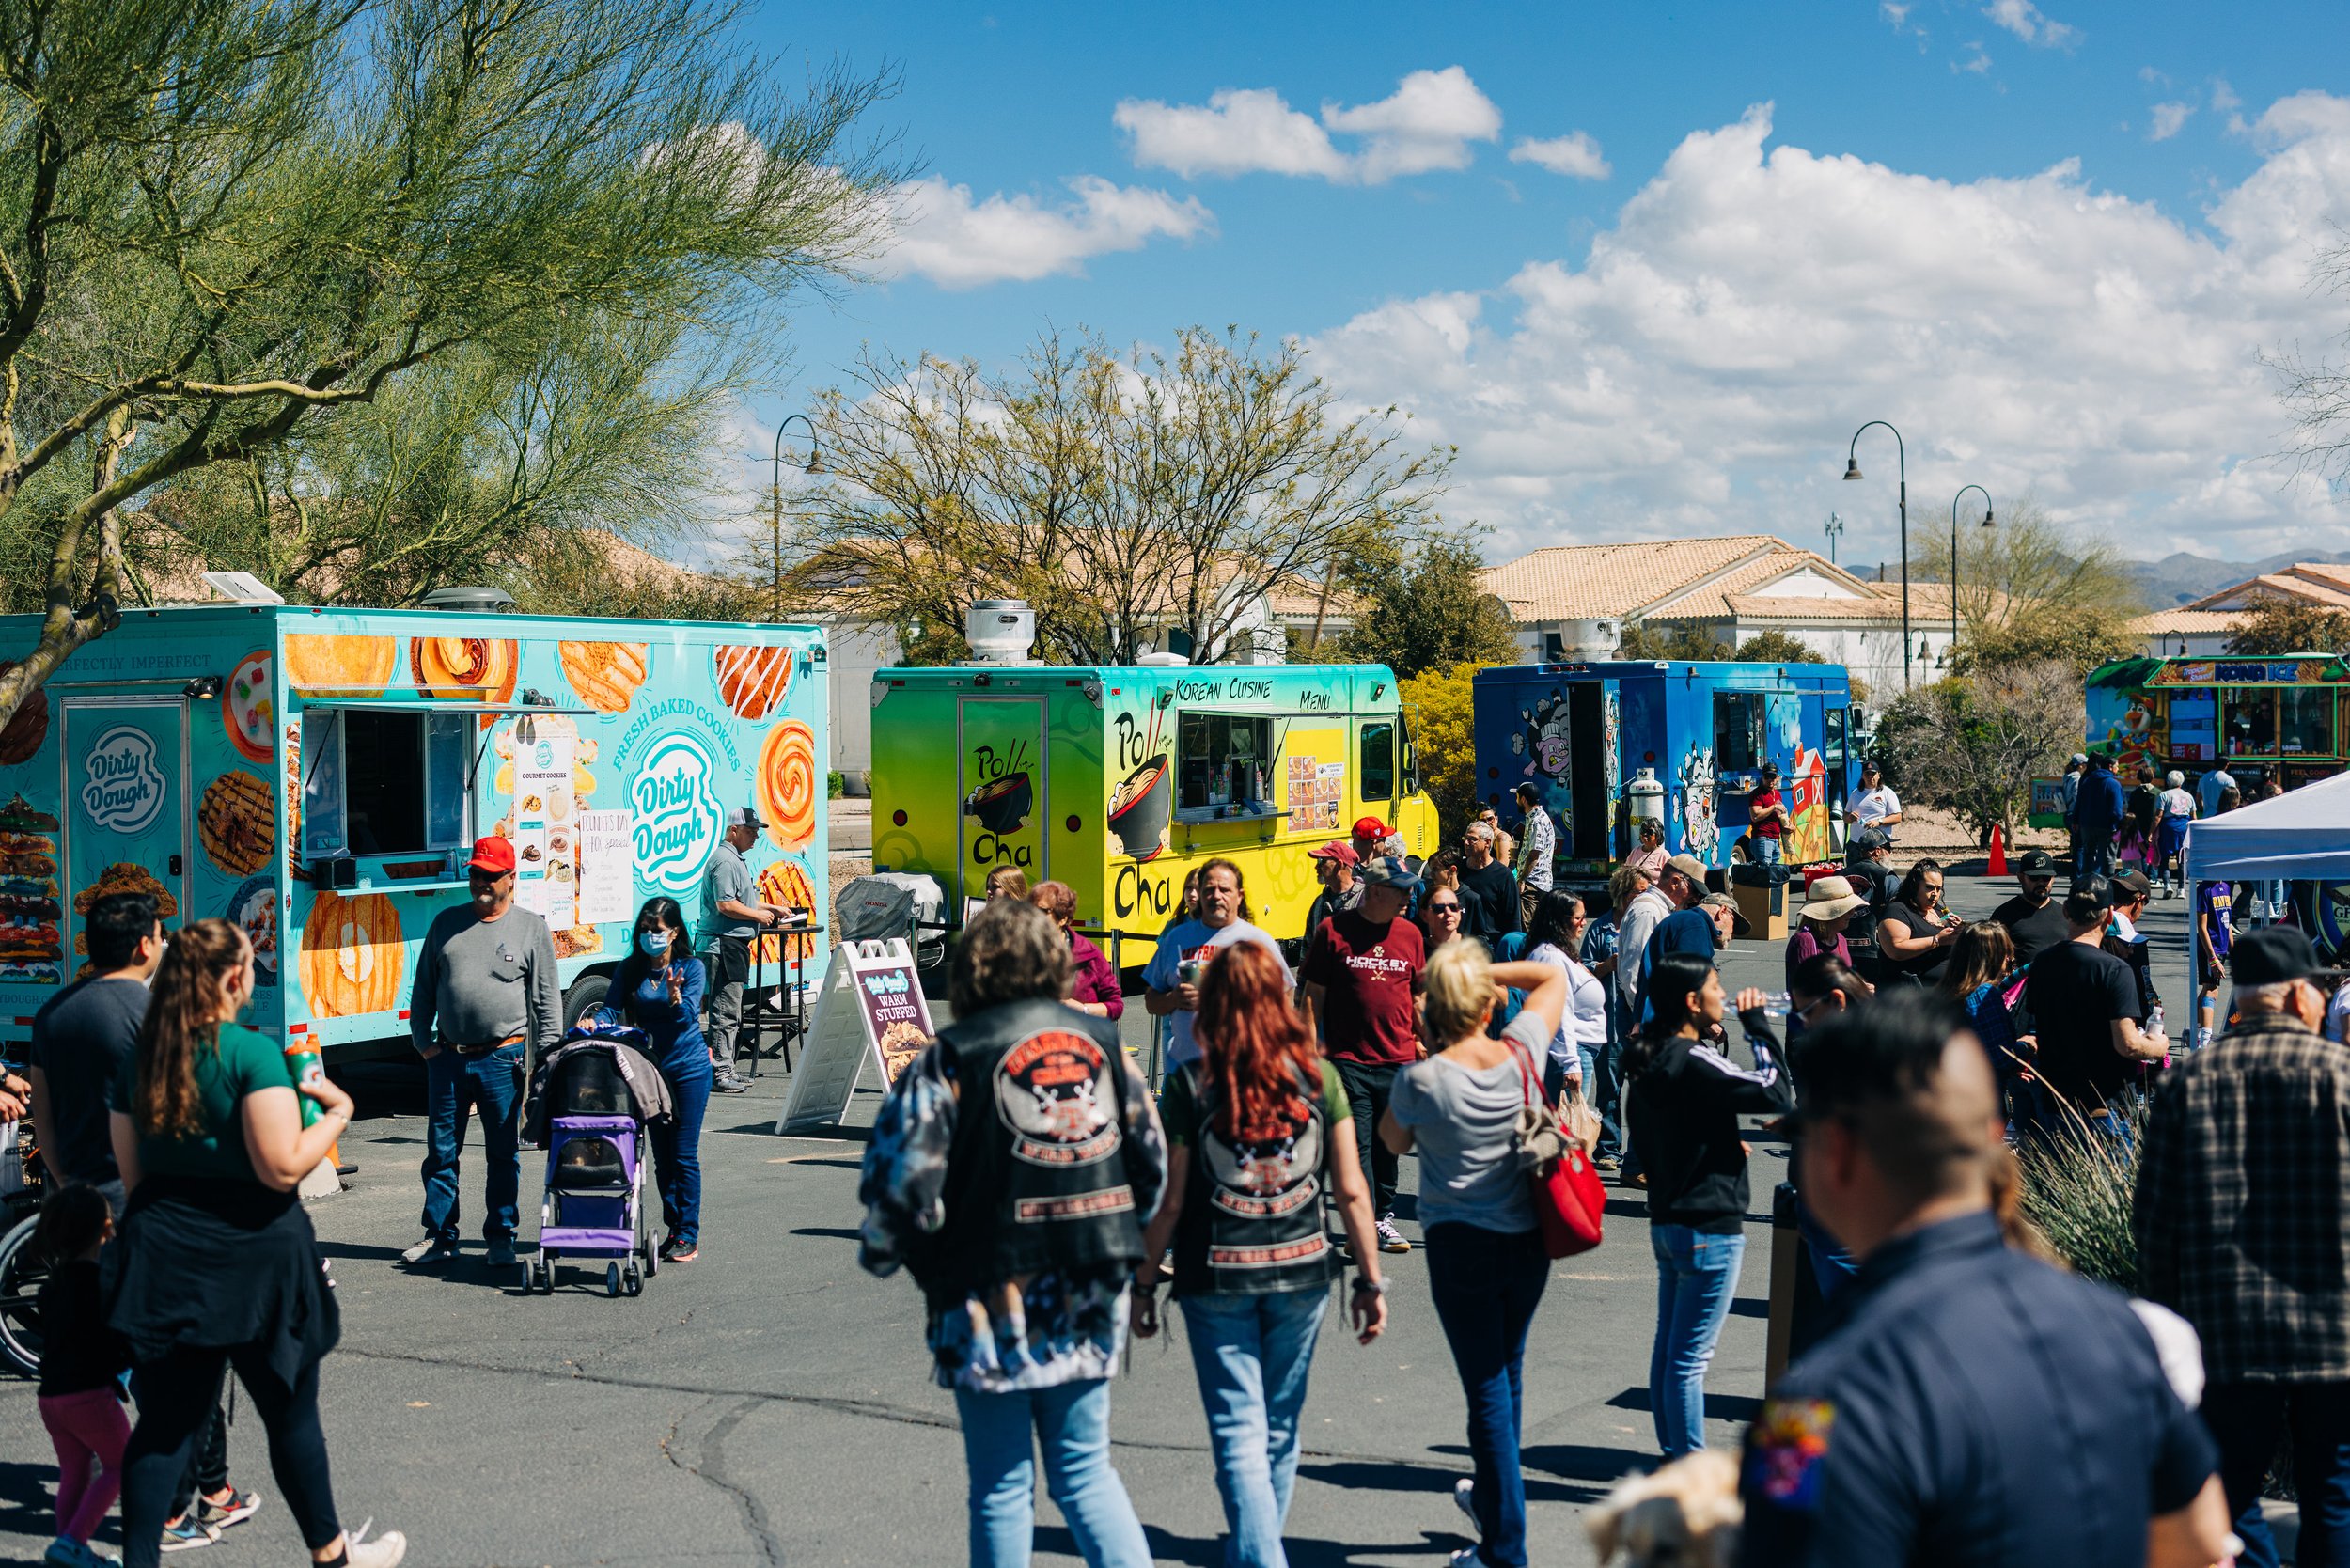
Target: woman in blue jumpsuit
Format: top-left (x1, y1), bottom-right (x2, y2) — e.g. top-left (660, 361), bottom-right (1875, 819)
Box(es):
top-left (588, 896), bottom-right (712, 1262)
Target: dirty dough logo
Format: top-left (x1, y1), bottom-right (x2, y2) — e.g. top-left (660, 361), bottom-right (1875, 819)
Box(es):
top-left (995, 1029), bottom-right (1120, 1167)
top-left (629, 732), bottom-right (722, 895)
top-left (83, 725), bottom-right (165, 834)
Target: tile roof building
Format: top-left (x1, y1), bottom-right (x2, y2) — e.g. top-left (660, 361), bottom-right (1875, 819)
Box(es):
top-left (2128, 561), bottom-right (2350, 657)
top-left (1480, 535), bottom-right (1964, 698)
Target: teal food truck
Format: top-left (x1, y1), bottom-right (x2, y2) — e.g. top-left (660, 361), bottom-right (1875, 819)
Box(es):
top-left (0, 598), bottom-right (825, 1059)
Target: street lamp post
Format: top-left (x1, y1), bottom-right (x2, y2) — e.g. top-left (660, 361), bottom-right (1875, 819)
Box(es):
top-left (1949, 484), bottom-right (1994, 659)
top-left (1843, 421), bottom-right (1908, 688)
top-left (771, 414), bottom-right (822, 622)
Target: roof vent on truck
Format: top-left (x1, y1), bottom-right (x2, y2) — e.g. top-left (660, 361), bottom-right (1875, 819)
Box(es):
top-left (963, 599), bottom-right (1036, 665)
top-left (418, 585), bottom-right (517, 614)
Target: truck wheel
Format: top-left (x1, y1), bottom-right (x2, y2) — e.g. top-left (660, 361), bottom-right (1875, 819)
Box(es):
top-left (561, 973), bottom-right (611, 1032)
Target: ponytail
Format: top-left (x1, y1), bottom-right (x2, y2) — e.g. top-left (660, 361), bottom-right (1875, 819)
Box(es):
top-left (1624, 951), bottom-right (1716, 1082)
top-left (134, 918), bottom-right (250, 1139)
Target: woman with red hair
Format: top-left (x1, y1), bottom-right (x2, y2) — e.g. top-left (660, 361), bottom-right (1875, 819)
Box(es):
top-left (1134, 940), bottom-right (1386, 1568)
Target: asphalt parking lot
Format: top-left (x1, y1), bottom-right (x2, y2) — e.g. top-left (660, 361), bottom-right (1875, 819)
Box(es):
top-left (0, 864), bottom-right (2197, 1567)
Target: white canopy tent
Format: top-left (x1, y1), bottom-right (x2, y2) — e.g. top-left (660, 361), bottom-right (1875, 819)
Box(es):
top-left (2182, 767), bottom-right (2350, 885)
top-left (2180, 769), bottom-right (2350, 1003)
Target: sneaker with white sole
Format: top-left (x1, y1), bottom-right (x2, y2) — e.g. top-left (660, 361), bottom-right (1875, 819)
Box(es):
top-left (159, 1516), bottom-right (218, 1552)
top-left (1376, 1217), bottom-right (1411, 1254)
top-left (344, 1531), bottom-right (408, 1568)
top-left (196, 1487), bottom-right (261, 1529)
top-left (399, 1234), bottom-right (456, 1267)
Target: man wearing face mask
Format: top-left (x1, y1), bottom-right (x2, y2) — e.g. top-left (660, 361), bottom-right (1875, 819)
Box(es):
top-left (404, 835), bottom-right (560, 1271)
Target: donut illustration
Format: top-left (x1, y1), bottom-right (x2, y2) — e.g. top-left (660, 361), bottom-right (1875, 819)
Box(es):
top-left (758, 719), bottom-right (817, 851)
top-left (282, 635), bottom-right (396, 698)
top-left (410, 636), bottom-right (518, 703)
top-left (558, 641), bottom-right (650, 714)
top-left (713, 645), bottom-right (793, 721)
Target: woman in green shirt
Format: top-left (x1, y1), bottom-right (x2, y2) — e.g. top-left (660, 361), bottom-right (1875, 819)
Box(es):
top-left (104, 918), bottom-right (406, 1568)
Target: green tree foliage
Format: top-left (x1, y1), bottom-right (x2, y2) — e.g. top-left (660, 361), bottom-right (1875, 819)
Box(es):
top-left (1873, 660), bottom-right (2081, 844)
top-left (1617, 620), bottom-right (1730, 660)
top-left (1927, 499), bottom-right (2145, 676)
top-left (0, 0), bottom-right (898, 727)
top-left (1733, 630), bottom-right (1824, 664)
top-left (1327, 537), bottom-right (1518, 679)
top-left (2222, 598), bottom-right (2350, 656)
top-left (1399, 661), bottom-right (1485, 838)
top-left (784, 327), bottom-right (1450, 665)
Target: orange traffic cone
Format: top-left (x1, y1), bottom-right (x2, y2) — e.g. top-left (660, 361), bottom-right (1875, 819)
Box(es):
top-left (1987, 823), bottom-right (2008, 877)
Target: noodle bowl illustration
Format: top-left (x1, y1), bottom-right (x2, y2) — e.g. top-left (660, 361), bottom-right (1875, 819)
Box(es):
top-left (1107, 755), bottom-right (1172, 860)
top-left (964, 770), bottom-right (1033, 835)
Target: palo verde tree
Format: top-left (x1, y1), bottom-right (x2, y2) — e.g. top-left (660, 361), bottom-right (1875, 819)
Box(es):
top-left (0, 0), bottom-right (897, 728)
top-left (783, 327), bottom-right (1452, 665)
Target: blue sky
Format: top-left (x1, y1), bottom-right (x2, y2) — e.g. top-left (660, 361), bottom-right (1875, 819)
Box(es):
top-left (731, 0), bottom-right (2350, 567)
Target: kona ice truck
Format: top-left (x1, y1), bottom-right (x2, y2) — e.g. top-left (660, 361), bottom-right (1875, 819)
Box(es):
top-left (1472, 659), bottom-right (1861, 884)
top-left (0, 596), bottom-right (826, 1059)
top-left (868, 619), bottom-right (1438, 950)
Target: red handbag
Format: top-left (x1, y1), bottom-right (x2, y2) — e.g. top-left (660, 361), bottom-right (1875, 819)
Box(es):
top-left (1510, 1039), bottom-right (1606, 1259)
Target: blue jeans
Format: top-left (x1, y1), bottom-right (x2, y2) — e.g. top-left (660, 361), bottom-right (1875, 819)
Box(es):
top-left (954, 1378), bottom-right (1151, 1568)
top-left (1753, 834), bottom-right (1781, 865)
top-left (2200, 1380), bottom-right (2350, 1568)
top-left (1427, 1223), bottom-right (1549, 1567)
top-left (1592, 1032), bottom-right (1624, 1161)
top-left (421, 1042), bottom-right (526, 1241)
top-left (1649, 1225), bottom-right (1747, 1457)
top-left (1180, 1290), bottom-right (1328, 1568)
top-left (650, 1045), bottom-right (712, 1246)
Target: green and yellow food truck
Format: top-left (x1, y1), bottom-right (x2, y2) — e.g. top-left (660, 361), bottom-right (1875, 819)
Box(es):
top-left (869, 633), bottom-right (1438, 948)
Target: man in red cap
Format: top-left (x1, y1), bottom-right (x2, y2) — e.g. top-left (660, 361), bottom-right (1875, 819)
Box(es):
top-left (402, 834), bottom-right (560, 1270)
top-left (1305, 840), bottom-right (1361, 940)
top-left (1351, 815), bottom-right (1389, 864)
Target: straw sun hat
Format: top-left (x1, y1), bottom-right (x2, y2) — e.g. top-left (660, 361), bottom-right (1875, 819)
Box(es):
top-left (1801, 875), bottom-right (1867, 923)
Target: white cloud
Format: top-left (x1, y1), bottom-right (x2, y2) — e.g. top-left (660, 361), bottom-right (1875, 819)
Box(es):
top-left (1306, 97), bottom-right (2350, 562)
top-left (1955, 41), bottom-right (1993, 75)
top-left (879, 175), bottom-right (1214, 290)
top-left (1510, 132), bottom-right (1611, 180)
top-left (2149, 101), bottom-right (2194, 141)
top-left (1984, 0), bottom-right (2080, 48)
top-left (2212, 77), bottom-right (2242, 115)
top-left (1116, 67), bottom-right (1501, 185)
top-left (1110, 87), bottom-right (1347, 180)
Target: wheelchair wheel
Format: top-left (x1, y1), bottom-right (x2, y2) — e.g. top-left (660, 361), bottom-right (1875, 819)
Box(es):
top-left (604, 1262), bottom-right (621, 1298)
top-left (622, 1261), bottom-right (643, 1297)
top-left (0, 1212), bottom-right (47, 1376)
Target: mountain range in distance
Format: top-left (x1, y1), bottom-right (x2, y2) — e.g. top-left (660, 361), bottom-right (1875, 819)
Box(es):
top-left (2125, 548), bottom-right (2350, 608)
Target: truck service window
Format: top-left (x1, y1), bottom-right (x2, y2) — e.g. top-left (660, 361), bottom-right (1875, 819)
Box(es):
top-left (302, 710), bottom-right (471, 860)
top-left (2279, 686), bottom-right (2332, 756)
top-left (1714, 692), bottom-right (1764, 775)
top-left (1360, 721), bottom-right (1395, 804)
top-left (1178, 713), bottom-right (1276, 814)
top-left (2223, 688), bottom-right (2278, 756)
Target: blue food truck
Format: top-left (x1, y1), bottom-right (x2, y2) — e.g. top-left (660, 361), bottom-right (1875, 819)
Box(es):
top-left (1472, 660), bottom-right (1862, 884)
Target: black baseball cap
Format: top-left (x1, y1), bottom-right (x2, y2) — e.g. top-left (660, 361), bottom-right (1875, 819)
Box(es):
top-left (2109, 867), bottom-right (2153, 901)
top-left (2232, 927), bottom-right (2323, 988)
top-left (2013, 847), bottom-right (2057, 876)
top-left (2064, 876), bottom-right (2113, 919)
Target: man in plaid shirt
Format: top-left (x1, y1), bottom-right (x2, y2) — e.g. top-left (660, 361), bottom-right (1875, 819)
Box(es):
top-left (2136, 926), bottom-right (2350, 1568)
top-left (1512, 781), bottom-right (1557, 930)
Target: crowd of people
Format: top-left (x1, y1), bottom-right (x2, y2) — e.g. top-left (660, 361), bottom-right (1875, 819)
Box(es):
top-left (15, 749), bottom-right (2350, 1568)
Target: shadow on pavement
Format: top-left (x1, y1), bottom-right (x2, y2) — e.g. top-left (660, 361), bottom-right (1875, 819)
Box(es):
top-left (1605, 1385), bottom-right (1762, 1423)
top-left (1296, 1455), bottom-right (1604, 1508)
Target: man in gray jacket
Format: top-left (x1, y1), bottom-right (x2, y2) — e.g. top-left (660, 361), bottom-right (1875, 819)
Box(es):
top-left (403, 834), bottom-right (560, 1269)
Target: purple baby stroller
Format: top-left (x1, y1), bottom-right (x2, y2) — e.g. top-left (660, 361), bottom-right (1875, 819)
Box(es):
top-left (522, 1026), bottom-right (667, 1297)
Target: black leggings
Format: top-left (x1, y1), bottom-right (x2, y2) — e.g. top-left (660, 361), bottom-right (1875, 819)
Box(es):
top-left (122, 1347), bottom-right (340, 1567)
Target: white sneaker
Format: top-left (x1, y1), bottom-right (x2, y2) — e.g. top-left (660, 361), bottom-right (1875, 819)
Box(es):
top-left (1453, 1476), bottom-right (1479, 1529)
top-left (344, 1531), bottom-right (407, 1568)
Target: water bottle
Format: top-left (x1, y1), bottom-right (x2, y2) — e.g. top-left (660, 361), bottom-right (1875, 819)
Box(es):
top-left (283, 1038), bottom-right (324, 1129)
top-left (2147, 1003), bottom-right (2166, 1043)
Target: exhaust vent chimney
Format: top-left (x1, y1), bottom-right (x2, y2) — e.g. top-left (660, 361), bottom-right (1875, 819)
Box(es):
top-left (964, 599), bottom-right (1036, 665)
top-left (419, 586), bottom-right (517, 614)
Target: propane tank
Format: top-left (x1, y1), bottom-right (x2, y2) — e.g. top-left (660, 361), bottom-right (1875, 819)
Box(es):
top-left (1627, 767), bottom-right (1667, 839)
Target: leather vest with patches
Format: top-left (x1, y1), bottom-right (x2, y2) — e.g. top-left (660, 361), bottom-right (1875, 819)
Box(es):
top-left (1171, 1060), bottom-right (1337, 1297)
top-left (932, 997), bottom-right (1146, 1299)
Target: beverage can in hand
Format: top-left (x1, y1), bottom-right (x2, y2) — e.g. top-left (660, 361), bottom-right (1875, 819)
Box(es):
top-left (283, 1038), bottom-right (325, 1130)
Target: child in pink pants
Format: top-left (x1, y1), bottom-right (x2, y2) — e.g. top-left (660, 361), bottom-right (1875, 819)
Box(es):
top-left (36, 1186), bottom-right (130, 1568)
